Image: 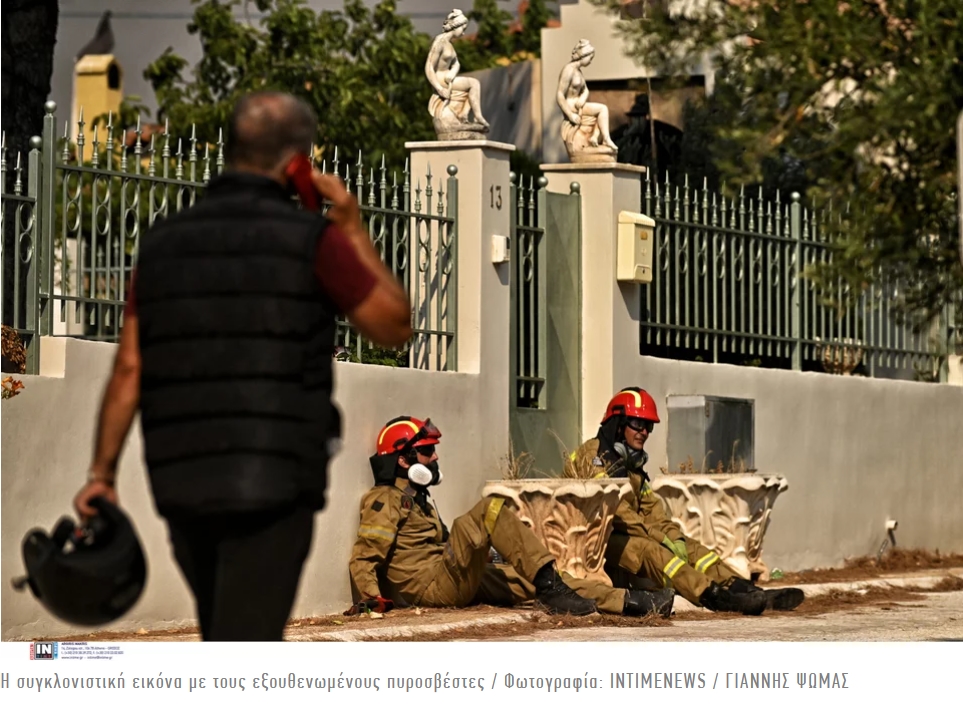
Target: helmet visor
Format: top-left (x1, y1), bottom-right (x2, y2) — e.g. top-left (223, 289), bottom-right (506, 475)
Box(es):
top-left (401, 418), bottom-right (441, 453)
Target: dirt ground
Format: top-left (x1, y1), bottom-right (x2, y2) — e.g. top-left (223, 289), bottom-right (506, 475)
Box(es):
top-left (369, 575), bottom-right (963, 642)
top-left (51, 549), bottom-right (963, 643)
top-left (771, 548), bottom-right (963, 585)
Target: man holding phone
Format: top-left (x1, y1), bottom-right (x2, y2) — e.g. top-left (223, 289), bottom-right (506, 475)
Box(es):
top-left (72, 91), bottom-right (413, 641)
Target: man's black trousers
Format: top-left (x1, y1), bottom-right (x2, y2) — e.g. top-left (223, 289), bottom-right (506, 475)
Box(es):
top-left (165, 503), bottom-right (315, 641)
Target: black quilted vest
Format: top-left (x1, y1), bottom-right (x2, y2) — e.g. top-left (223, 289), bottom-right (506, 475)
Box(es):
top-left (134, 172), bottom-right (338, 516)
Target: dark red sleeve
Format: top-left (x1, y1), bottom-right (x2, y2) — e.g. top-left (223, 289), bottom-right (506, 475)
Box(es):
top-left (124, 269), bottom-right (137, 318)
top-left (315, 224), bottom-right (377, 314)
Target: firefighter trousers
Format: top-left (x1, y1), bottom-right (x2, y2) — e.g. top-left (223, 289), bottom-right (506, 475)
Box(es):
top-left (415, 496), bottom-right (626, 614)
top-left (604, 531), bottom-right (739, 605)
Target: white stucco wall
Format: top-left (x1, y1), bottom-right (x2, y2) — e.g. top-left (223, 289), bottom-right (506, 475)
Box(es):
top-left (629, 356), bottom-right (963, 574)
top-left (1, 338), bottom-right (492, 641)
top-left (542, 162), bottom-right (963, 581)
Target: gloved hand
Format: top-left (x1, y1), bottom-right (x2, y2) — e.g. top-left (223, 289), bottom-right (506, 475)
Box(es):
top-left (662, 536), bottom-right (688, 561)
top-left (343, 596), bottom-right (394, 616)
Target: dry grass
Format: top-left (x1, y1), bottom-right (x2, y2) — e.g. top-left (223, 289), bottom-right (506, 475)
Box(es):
top-left (499, 438), bottom-right (535, 481)
top-left (659, 441), bottom-right (753, 475)
top-left (546, 430), bottom-right (619, 480)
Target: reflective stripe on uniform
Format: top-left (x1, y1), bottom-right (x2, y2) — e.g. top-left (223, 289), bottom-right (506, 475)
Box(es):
top-left (641, 484), bottom-right (653, 496)
top-left (570, 451), bottom-right (577, 462)
top-left (484, 497), bottom-right (505, 535)
top-left (358, 525), bottom-right (396, 541)
top-left (663, 556), bottom-right (686, 579)
top-left (695, 552), bottom-right (719, 573)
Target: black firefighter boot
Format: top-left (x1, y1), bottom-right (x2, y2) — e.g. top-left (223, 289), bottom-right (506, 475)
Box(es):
top-left (729, 578), bottom-right (806, 612)
top-left (698, 582), bottom-right (768, 616)
top-left (532, 563), bottom-right (598, 616)
top-left (623, 587), bottom-right (676, 619)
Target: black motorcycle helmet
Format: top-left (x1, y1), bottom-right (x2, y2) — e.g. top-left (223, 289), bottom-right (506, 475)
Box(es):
top-left (12, 497), bottom-right (147, 627)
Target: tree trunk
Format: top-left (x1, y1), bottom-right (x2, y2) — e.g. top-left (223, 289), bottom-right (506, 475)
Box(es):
top-left (1, 0), bottom-right (59, 371)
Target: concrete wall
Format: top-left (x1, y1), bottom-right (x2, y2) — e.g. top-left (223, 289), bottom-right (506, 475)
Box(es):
top-left (1, 338), bottom-right (493, 640)
top-left (628, 356), bottom-right (963, 573)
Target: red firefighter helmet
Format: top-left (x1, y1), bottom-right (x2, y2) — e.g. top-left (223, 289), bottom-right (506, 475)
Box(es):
top-left (602, 387), bottom-right (660, 424)
top-left (376, 417), bottom-right (442, 456)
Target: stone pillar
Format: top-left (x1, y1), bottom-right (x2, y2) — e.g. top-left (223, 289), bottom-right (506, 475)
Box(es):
top-left (540, 162), bottom-right (647, 439)
top-left (405, 140), bottom-right (516, 479)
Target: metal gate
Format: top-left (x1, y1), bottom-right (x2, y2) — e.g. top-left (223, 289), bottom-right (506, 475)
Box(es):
top-left (509, 176), bottom-right (582, 476)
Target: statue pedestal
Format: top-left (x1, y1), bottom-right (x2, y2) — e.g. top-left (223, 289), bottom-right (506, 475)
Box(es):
top-left (564, 150), bottom-right (618, 164)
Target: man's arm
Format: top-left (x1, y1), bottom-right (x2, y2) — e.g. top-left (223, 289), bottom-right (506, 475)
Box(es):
top-left (73, 314), bottom-right (141, 518)
top-left (638, 485), bottom-right (684, 542)
top-left (349, 490), bottom-right (403, 600)
top-left (312, 171), bottom-right (413, 348)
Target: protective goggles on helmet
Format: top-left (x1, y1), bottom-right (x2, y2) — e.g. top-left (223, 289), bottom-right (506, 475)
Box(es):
top-left (625, 418), bottom-right (655, 433)
top-left (400, 419), bottom-right (441, 456)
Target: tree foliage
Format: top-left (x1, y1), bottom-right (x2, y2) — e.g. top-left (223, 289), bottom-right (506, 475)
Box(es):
top-left (455, 0), bottom-right (557, 72)
top-left (593, 0), bottom-right (963, 319)
top-left (144, 0), bottom-right (436, 169)
top-left (141, 0), bottom-right (557, 170)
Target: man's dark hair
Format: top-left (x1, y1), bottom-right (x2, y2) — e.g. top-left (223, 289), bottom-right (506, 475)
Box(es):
top-left (225, 91), bottom-right (317, 171)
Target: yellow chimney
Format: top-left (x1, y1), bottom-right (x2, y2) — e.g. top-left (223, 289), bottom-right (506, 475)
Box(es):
top-left (71, 54), bottom-right (124, 163)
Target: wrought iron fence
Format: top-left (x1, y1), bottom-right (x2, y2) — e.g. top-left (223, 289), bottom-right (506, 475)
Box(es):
top-left (511, 173), bottom-right (548, 408)
top-left (641, 174), bottom-right (961, 381)
top-left (1, 102), bottom-right (459, 374)
top-left (1, 135), bottom-right (41, 374)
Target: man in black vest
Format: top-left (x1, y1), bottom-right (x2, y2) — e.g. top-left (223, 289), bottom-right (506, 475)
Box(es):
top-left (72, 91), bottom-right (413, 641)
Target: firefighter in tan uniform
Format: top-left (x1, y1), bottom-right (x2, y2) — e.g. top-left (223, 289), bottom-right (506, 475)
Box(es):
top-left (565, 388), bottom-right (806, 616)
top-left (347, 416), bottom-right (675, 618)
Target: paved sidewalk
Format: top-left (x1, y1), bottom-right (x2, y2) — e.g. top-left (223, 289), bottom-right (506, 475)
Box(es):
top-left (471, 590), bottom-right (963, 642)
top-left (20, 567), bottom-right (961, 643)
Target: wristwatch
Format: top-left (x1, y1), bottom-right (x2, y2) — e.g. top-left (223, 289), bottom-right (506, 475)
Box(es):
top-left (87, 469), bottom-right (115, 485)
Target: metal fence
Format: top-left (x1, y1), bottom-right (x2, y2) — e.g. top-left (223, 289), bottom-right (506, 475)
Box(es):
top-left (1, 102), bottom-right (459, 374)
top-left (1, 136), bottom-right (41, 374)
top-left (641, 174), bottom-right (961, 381)
top-left (511, 173), bottom-right (548, 408)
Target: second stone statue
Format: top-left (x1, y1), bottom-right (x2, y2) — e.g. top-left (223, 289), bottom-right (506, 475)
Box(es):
top-left (556, 39), bottom-right (618, 163)
top-left (425, 9), bottom-right (491, 141)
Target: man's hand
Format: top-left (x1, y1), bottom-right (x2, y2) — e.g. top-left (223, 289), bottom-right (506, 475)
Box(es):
top-left (343, 596), bottom-right (394, 616)
top-left (74, 477), bottom-right (118, 520)
top-left (662, 536), bottom-right (688, 561)
top-left (311, 170), bottom-right (362, 233)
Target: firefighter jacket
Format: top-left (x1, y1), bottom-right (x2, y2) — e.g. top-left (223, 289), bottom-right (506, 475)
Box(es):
top-left (563, 438), bottom-right (685, 544)
top-left (348, 477), bottom-right (449, 602)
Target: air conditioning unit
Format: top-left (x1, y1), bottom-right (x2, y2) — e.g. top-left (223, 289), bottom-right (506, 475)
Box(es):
top-left (666, 395), bottom-right (755, 473)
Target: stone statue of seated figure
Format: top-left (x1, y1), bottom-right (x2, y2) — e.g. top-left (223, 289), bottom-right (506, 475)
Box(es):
top-left (425, 9), bottom-right (490, 141)
top-left (557, 39), bottom-right (618, 163)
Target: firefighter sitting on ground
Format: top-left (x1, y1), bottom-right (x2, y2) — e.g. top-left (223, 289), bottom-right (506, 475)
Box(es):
top-left (563, 388), bottom-right (806, 616)
top-left (346, 416), bottom-right (676, 618)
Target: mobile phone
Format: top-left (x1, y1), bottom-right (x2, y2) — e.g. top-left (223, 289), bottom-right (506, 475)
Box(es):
top-left (285, 153), bottom-right (320, 212)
